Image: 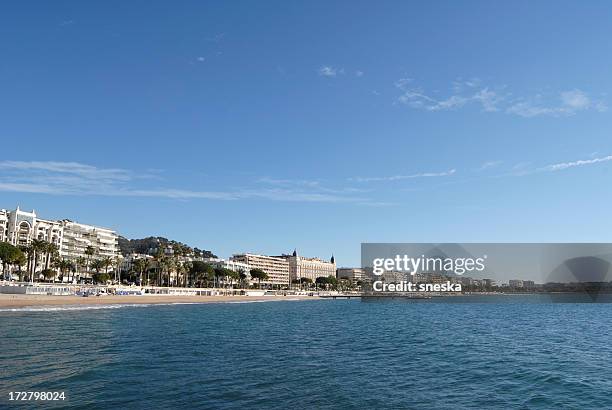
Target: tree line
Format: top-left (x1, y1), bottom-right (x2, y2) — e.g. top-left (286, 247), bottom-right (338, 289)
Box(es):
top-left (0, 240), bottom-right (121, 284)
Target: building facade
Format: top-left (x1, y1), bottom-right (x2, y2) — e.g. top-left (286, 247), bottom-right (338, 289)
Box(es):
top-left (508, 279), bottom-right (524, 288)
top-left (0, 206), bottom-right (120, 274)
top-left (336, 267), bottom-right (368, 283)
top-left (205, 258), bottom-right (251, 276)
top-left (60, 220), bottom-right (119, 261)
top-left (231, 253), bottom-right (289, 287)
top-left (279, 250), bottom-right (336, 283)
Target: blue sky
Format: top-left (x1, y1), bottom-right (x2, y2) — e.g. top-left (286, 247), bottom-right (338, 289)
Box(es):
top-left (1, 1), bottom-right (612, 266)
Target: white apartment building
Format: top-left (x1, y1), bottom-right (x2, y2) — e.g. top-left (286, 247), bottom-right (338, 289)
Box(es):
top-left (508, 279), bottom-right (524, 288)
top-left (0, 206), bottom-right (120, 273)
top-left (231, 253), bottom-right (289, 287)
top-left (2, 207), bottom-right (63, 249)
top-left (60, 220), bottom-right (119, 261)
top-left (336, 267), bottom-right (368, 283)
top-left (205, 258), bottom-right (251, 276)
top-left (0, 209), bottom-right (7, 242)
top-left (279, 250), bottom-right (336, 283)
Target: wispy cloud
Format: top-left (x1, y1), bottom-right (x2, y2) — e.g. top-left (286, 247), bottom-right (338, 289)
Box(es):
top-left (0, 161), bottom-right (132, 182)
top-left (539, 154), bottom-right (612, 172)
top-left (507, 89), bottom-right (607, 117)
top-left (318, 66), bottom-right (343, 77)
top-left (0, 161), bottom-right (371, 204)
top-left (350, 169), bottom-right (456, 183)
top-left (257, 177), bottom-right (321, 187)
top-left (395, 78), bottom-right (503, 112)
top-left (479, 160), bottom-right (503, 170)
top-left (396, 79), bottom-right (605, 117)
top-left (355, 70), bottom-right (364, 77)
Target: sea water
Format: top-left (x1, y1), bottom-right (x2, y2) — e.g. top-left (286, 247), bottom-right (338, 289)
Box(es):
top-left (1, 296), bottom-right (611, 409)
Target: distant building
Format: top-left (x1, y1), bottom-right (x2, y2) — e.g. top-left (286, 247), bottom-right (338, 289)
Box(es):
top-left (278, 250), bottom-right (336, 283)
top-left (380, 270), bottom-right (407, 283)
top-left (459, 276), bottom-right (474, 286)
top-left (428, 273), bottom-right (448, 284)
top-left (231, 253), bottom-right (289, 287)
top-left (482, 278), bottom-right (496, 287)
top-left (206, 258), bottom-right (252, 279)
top-left (412, 273), bottom-right (429, 283)
top-left (336, 267), bottom-right (368, 283)
top-left (509, 279), bottom-right (524, 288)
top-left (523, 280), bottom-right (536, 288)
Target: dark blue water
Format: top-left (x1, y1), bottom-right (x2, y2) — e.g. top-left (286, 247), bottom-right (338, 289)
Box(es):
top-left (1, 296), bottom-right (612, 409)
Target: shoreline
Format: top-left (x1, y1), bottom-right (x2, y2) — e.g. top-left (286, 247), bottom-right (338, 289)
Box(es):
top-left (0, 294), bottom-right (321, 309)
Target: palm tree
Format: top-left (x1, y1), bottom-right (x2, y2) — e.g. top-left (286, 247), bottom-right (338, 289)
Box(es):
top-left (53, 258), bottom-right (73, 283)
top-left (44, 242), bottom-right (59, 270)
top-left (167, 257), bottom-right (177, 287)
top-left (75, 256), bottom-right (87, 283)
top-left (238, 268), bottom-right (248, 289)
top-left (84, 245), bottom-right (96, 279)
top-left (145, 258), bottom-right (153, 286)
top-left (112, 255), bottom-right (123, 283)
top-left (133, 258), bottom-right (146, 286)
top-left (175, 261), bottom-right (188, 287)
top-left (29, 239), bottom-right (47, 282)
top-left (182, 261), bottom-right (193, 287)
top-left (100, 256), bottom-right (113, 276)
top-left (90, 259), bottom-right (106, 283)
top-left (250, 268), bottom-right (268, 289)
top-left (18, 245), bottom-right (31, 281)
top-left (154, 250), bottom-right (167, 287)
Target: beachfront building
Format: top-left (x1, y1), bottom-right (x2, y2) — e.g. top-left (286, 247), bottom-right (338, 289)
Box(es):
top-left (336, 267), bottom-right (368, 284)
top-left (206, 258), bottom-right (251, 276)
top-left (523, 280), bottom-right (536, 288)
top-left (0, 209), bottom-right (9, 242)
top-left (481, 278), bottom-right (496, 287)
top-left (3, 207), bottom-right (63, 249)
top-left (509, 279), bottom-right (524, 288)
top-left (231, 253), bottom-right (289, 287)
top-left (278, 250), bottom-right (336, 283)
top-left (120, 253), bottom-right (155, 273)
top-left (60, 220), bottom-right (120, 261)
top-left (0, 206), bottom-right (120, 276)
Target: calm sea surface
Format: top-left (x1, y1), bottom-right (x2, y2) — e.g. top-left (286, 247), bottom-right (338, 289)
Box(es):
top-left (1, 296), bottom-right (612, 409)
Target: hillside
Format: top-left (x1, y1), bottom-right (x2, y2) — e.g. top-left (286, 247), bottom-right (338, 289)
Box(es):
top-left (117, 236), bottom-right (216, 259)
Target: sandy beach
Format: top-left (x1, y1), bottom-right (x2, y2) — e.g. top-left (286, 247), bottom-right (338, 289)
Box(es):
top-left (0, 293), bottom-right (320, 308)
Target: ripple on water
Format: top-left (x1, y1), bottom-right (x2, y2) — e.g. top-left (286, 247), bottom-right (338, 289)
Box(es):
top-left (1, 297), bottom-right (612, 409)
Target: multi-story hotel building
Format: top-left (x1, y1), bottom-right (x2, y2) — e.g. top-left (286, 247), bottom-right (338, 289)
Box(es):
top-left (60, 220), bottom-right (119, 261)
top-left (0, 206), bottom-right (120, 273)
top-left (205, 258), bottom-right (251, 276)
top-left (278, 250), bottom-right (336, 283)
top-left (336, 267), bottom-right (368, 284)
top-left (231, 253), bottom-right (289, 287)
top-left (2, 207), bottom-right (63, 249)
top-left (508, 279), bottom-right (524, 288)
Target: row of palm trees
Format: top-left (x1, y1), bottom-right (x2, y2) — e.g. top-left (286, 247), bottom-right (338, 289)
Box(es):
top-left (125, 254), bottom-right (271, 289)
top-left (7, 240), bottom-right (122, 283)
top-left (4, 240), bottom-right (349, 289)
